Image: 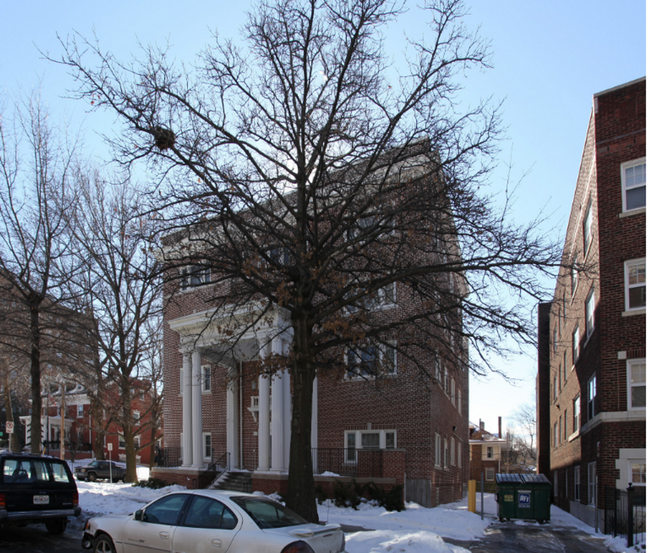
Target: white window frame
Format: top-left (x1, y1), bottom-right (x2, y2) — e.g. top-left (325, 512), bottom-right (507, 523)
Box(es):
top-left (457, 388), bottom-right (462, 414)
top-left (621, 158), bottom-right (646, 212)
top-left (553, 327), bottom-right (558, 353)
top-left (585, 288), bottom-right (595, 337)
top-left (443, 439), bottom-right (449, 468)
top-left (76, 404), bottom-right (84, 418)
top-left (553, 422), bottom-right (558, 448)
top-left (572, 326), bottom-right (580, 365)
top-left (574, 466), bottom-right (580, 501)
top-left (202, 365), bottom-right (211, 393)
top-left (486, 468), bottom-right (495, 481)
top-left (346, 343), bottom-right (396, 379)
top-left (587, 374), bottom-right (596, 420)
top-left (627, 359), bottom-right (646, 410)
top-left (180, 264), bottom-right (211, 291)
top-left (133, 435), bottom-right (140, 449)
top-left (571, 255), bottom-right (578, 296)
top-left (203, 432), bottom-right (212, 461)
top-left (451, 379), bottom-right (456, 406)
top-left (133, 411), bottom-right (140, 423)
top-left (624, 259), bottom-right (646, 312)
top-left (588, 461), bottom-right (597, 506)
top-left (583, 200), bottom-right (593, 255)
top-left (118, 434), bottom-right (126, 449)
top-left (451, 437), bottom-right (456, 466)
top-left (458, 442), bottom-right (462, 468)
top-left (629, 460), bottom-right (646, 486)
top-left (573, 395), bottom-right (581, 433)
top-left (344, 429), bottom-right (396, 463)
top-left (435, 434), bottom-right (441, 468)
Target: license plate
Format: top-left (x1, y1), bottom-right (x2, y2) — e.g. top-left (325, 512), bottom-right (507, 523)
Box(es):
top-left (33, 495), bottom-right (49, 505)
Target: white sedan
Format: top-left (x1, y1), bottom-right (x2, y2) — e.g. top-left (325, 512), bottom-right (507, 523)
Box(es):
top-left (81, 489), bottom-right (347, 553)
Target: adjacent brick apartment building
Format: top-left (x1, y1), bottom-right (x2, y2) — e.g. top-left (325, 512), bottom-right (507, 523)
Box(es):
top-left (154, 150), bottom-right (470, 508)
top-left (538, 77), bottom-right (645, 529)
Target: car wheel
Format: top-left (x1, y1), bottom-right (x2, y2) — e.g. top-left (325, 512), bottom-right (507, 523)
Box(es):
top-left (45, 518), bottom-right (67, 535)
top-left (93, 533), bottom-right (116, 553)
top-left (87, 472), bottom-right (97, 482)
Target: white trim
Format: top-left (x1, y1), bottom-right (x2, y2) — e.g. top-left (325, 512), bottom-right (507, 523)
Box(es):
top-left (620, 157), bottom-right (646, 212)
top-left (583, 199), bottom-right (593, 256)
top-left (581, 409), bottom-right (646, 434)
top-left (624, 258), bottom-right (646, 312)
top-left (201, 365), bottom-right (212, 393)
top-left (622, 308), bottom-right (646, 317)
top-left (585, 288), bottom-right (595, 337)
top-left (619, 206), bottom-right (646, 218)
top-left (627, 359), bottom-right (646, 410)
top-left (202, 432), bottom-right (212, 461)
top-left (615, 449), bottom-right (646, 489)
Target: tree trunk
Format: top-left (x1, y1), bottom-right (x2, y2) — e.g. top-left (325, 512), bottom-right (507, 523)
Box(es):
top-left (285, 317), bottom-right (318, 523)
top-left (121, 378), bottom-right (138, 483)
top-left (2, 369), bottom-right (16, 452)
top-left (90, 396), bottom-right (106, 460)
top-left (29, 305), bottom-right (42, 454)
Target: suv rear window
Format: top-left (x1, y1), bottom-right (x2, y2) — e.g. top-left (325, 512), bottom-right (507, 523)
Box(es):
top-left (3, 458), bottom-right (73, 484)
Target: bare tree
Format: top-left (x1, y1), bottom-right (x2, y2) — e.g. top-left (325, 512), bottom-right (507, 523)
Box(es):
top-left (69, 171), bottom-right (162, 482)
top-left (58, 0), bottom-right (562, 519)
top-left (0, 94), bottom-right (80, 454)
top-left (512, 402), bottom-right (537, 468)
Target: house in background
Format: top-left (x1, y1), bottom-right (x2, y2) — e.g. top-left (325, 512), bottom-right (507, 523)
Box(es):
top-left (20, 378), bottom-right (162, 466)
top-left (468, 418), bottom-right (508, 484)
top-left (153, 148), bottom-right (471, 507)
top-left (538, 77), bottom-right (645, 529)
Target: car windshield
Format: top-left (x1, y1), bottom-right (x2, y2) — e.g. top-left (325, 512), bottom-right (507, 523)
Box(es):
top-left (231, 497), bottom-right (308, 529)
top-left (89, 461), bottom-right (101, 468)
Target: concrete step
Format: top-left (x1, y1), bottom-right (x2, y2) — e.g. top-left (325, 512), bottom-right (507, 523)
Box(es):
top-left (213, 471), bottom-right (253, 493)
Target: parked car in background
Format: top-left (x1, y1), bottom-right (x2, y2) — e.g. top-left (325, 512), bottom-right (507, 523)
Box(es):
top-left (0, 453), bottom-right (81, 534)
top-left (81, 489), bottom-right (346, 553)
top-left (75, 461), bottom-right (127, 483)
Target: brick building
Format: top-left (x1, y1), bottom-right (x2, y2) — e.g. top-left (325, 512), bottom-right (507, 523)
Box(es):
top-left (468, 419), bottom-right (508, 484)
top-left (153, 150), bottom-right (470, 508)
top-left (538, 77), bottom-right (645, 528)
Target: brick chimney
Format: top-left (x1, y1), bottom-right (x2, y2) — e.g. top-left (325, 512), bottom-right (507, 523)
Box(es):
top-left (498, 416), bottom-right (502, 438)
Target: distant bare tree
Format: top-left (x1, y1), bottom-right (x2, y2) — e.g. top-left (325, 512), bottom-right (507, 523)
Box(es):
top-left (58, 0), bottom-right (563, 519)
top-left (0, 94), bottom-right (80, 453)
top-left (69, 172), bottom-right (162, 482)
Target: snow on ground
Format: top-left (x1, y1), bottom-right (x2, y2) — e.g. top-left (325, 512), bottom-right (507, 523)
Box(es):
top-left (74, 474), bottom-right (643, 553)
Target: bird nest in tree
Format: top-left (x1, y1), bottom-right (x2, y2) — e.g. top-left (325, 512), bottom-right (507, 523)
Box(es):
top-left (152, 126), bottom-right (176, 150)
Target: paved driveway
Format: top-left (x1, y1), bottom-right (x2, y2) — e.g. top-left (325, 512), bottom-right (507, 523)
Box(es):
top-left (445, 521), bottom-right (612, 553)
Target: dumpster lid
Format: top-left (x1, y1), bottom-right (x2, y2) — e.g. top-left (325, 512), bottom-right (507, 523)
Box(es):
top-left (495, 473), bottom-right (521, 484)
top-left (519, 474), bottom-right (551, 485)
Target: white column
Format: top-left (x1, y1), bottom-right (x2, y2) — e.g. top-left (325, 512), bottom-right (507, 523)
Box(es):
top-left (257, 344), bottom-right (271, 471)
top-left (311, 376), bottom-right (318, 450)
top-left (283, 369), bottom-right (291, 471)
top-left (226, 370), bottom-right (239, 470)
top-left (270, 375), bottom-right (284, 472)
top-left (181, 352), bottom-right (193, 467)
top-left (191, 350), bottom-right (203, 468)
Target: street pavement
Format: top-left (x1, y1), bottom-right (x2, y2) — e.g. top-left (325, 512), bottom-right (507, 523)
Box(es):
top-left (444, 520), bottom-right (612, 553)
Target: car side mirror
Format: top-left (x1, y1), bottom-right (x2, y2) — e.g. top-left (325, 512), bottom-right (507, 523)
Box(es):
top-left (134, 510), bottom-right (143, 521)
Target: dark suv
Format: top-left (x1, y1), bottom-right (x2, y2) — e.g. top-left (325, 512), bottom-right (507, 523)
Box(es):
top-left (74, 460), bottom-right (127, 483)
top-left (0, 453), bottom-right (81, 534)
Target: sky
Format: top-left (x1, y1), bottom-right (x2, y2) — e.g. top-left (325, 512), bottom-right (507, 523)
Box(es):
top-left (0, 1), bottom-right (646, 437)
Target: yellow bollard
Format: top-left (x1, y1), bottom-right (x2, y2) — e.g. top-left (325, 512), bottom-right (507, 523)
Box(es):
top-left (468, 480), bottom-right (476, 513)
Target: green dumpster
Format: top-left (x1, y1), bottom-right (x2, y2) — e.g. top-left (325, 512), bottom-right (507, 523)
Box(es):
top-left (495, 473), bottom-right (520, 521)
top-left (519, 473), bottom-right (552, 523)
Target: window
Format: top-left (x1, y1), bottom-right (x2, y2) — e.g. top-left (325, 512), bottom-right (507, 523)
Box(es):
top-left (348, 284), bottom-right (396, 312)
top-left (202, 366), bottom-right (211, 392)
top-left (435, 434), bottom-right (441, 467)
top-left (571, 255), bottom-right (578, 295)
top-left (119, 434), bottom-right (125, 449)
top-left (563, 351), bottom-right (567, 381)
top-left (444, 368), bottom-right (450, 395)
top-left (625, 259), bottom-right (646, 311)
top-left (573, 395), bottom-right (581, 433)
top-left (585, 288), bottom-right (595, 336)
top-left (587, 374), bottom-right (596, 420)
top-left (553, 327), bottom-right (558, 353)
top-left (347, 344), bottom-right (396, 378)
top-left (346, 432), bottom-right (356, 463)
top-left (562, 292), bottom-right (567, 325)
top-left (133, 411), bottom-right (140, 423)
top-left (385, 431), bottom-right (395, 449)
top-left (451, 438), bottom-right (456, 466)
top-left (630, 460), bottom-right (646, 486)
top-left (588, 462), bottom-right (597, 505)
top-left (180, 265), bottom-right (210, 290)
top-left (134, 435), bottom-right (140, 449)
top-left (457, 388), bottom-right (462, 414)
top-left (553, 374), bottom-right (558, 401)
top-left (184, 496), bottom-right (238, 530)
top-left (563, 409), bottom-right (568, 441)
top-left (553, 423), bottom-right (558, 448)
top-left (203, 433), bottom-right (212, 460)
top-left (583, 200), bottom-right (593, 254)
top-left (486, 468), bottom-right (495, 481)
top-left (143, 494), bottom-right (190, 525)
top-left (444, 439), bottom-right (449, 468)
top-left (458, 442), bottom-right (462, 468)
top-left (572, 326), bottom-right (580, 364)
top-left (76, 404), bottom-right (84, 418)
top-left (574, 466), bottom-right (580, 501)
top-left (621, 158), bottom-right (646, 211)
top-left (558, 416), bottom-right (562, 445)
top-left (486, 446), bottom-right (493, 459)
top-left (451, 379), bottom-right (456, 406)
top-left (628, 359), bottom-right (646, 409)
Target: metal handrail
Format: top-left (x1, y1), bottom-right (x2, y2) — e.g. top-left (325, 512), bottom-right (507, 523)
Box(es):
top-left (198, 452), bottom-right (231, 489)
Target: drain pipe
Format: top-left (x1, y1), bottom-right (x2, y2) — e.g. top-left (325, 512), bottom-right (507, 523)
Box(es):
top-left (239, 361), bottom-right (243, 470)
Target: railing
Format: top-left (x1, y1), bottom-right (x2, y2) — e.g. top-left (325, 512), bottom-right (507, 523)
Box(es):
top-left (198, 452), bottom-right (231, 489)
top-left (157, 447), bottom-right (182, 468)
top-left (604, 484), bottom-right (646, 548)
top-left (311, 448), bottom-right (384, 479)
